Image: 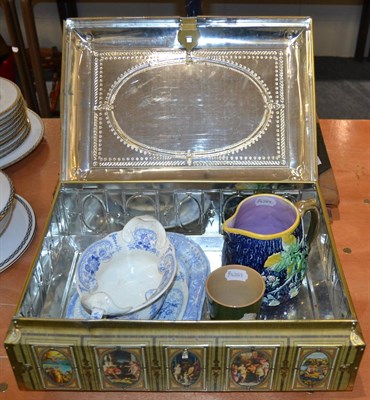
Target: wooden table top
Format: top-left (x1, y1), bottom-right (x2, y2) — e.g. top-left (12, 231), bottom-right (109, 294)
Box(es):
top-left (0, 118), bottom-right (369, 400)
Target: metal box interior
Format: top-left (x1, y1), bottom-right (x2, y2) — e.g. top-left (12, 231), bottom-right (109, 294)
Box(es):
top-left (5, 17), bottom-right (365, 392)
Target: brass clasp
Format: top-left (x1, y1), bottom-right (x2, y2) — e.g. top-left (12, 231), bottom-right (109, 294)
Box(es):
top-left (178, 18), bottom-right (199, 52)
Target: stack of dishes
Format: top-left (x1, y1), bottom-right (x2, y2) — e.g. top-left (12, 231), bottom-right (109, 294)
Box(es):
top-left (0, 169), bottom-right (36, 273)
top-left (66, 232), bottom-right (210, 321)
top-left (0, 77), bottom-right (44, 168)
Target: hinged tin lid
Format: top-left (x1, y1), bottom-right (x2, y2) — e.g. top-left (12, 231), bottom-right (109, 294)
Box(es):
top-left (61, 17), bottom-right (317, 182)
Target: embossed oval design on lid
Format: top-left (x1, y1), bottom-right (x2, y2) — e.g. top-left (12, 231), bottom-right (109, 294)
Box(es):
top-left (105, 58), bottom-right (273, 159)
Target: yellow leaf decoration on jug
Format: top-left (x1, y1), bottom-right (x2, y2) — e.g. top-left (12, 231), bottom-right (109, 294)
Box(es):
top-left (282, 233), bottom-right (296, 247)
top-left (264, 253), bottom-right (282, 269)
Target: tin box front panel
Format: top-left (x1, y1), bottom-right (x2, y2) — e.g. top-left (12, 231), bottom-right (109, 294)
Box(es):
top-left (6, 319), bottom-right (363, 391)
top-left (61, 17), bottom-right (316, 182)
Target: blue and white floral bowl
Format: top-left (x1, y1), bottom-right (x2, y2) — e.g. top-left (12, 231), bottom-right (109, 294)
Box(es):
top-left (77, 215), bottom-right (177, 319)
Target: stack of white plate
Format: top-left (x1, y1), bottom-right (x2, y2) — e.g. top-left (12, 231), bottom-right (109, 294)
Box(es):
top-left (0, 169), bottom-right (36, 273)
top-left (0, 77), bottom-right (44, 168)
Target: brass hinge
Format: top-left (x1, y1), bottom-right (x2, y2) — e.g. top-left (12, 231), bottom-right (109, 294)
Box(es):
top-left (178, 18), bottom-right (200, 52)
top-left (12, 361), bottom-right (34, 374)
top-left (339, 362), bottom-right (357, 375)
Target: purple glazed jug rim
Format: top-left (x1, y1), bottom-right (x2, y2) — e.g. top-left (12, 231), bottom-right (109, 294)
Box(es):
top-left (223, 193), bottom-right (300, 240)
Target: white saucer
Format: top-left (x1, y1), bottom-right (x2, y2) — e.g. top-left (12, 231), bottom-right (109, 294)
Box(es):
top-left (0, 195), bottom-right (36, 273)
top-left (0, 109), bottom-right (44, 169)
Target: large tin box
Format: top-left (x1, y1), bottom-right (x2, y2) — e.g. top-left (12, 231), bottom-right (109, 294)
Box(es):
top-left (5, 17), bottom-right (365, 392)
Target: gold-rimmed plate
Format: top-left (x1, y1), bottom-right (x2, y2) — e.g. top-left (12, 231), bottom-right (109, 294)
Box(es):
top-left (0, 77), bottom-right (22, 118)
top-left (0, 109), bottom-right (44, 169)
top-left (0, 120), bottom-right (31, 158)
top-left (0, 113), bottom-right (29, 145)
top-left (0, 97), bottom-right (25, 128)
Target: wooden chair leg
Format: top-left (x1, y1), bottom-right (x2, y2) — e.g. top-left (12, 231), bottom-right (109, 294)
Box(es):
top-left (1, 0), bottom-right (39, 112)
top-left (20, 0), bottom-right (51, 117)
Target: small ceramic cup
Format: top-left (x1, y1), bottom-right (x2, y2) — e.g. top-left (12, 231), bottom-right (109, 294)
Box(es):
top-left (222, 194), bottom-right (319, 306)
top-left (206, 265), bottom-right (265, 320)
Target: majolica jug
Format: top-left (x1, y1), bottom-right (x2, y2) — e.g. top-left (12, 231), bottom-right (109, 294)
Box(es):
top-left (222, 194), bottom-right (319, 306)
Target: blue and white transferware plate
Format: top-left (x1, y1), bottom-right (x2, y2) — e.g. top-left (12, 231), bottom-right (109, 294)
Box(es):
top-left (76, 215), bottom-right (177, 319)
top-left (167, 233), bottom-right (210, 320)
top-left (154, 235), bottom-right (189, 320)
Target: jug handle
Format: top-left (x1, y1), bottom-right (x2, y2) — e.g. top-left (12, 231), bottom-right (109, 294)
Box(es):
top-left (296, 199), bottom-right (320, 246)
